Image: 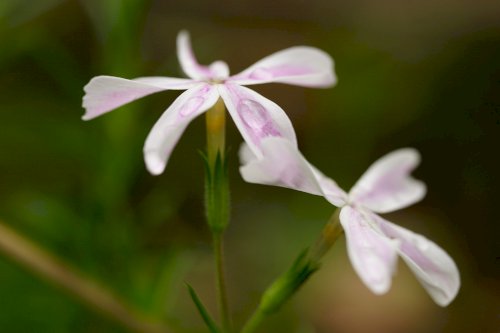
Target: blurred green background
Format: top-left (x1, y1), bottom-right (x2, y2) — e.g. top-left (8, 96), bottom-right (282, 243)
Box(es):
top-left (0, 0), bottom-right (499, 332)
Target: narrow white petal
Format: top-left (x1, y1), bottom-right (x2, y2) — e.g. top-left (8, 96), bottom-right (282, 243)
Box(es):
top-left (219, 83), bottom-right (297, 156)
top-left (239, 137), bottom-right (347, 206)
top-left (176, 30), bottom-right (229, 80)
top-left (228, 46), bottom-right (336, 88)
top-left (82, 75), bottom-right (196, 120)
top-left (349, 148), bottom-right (427, 213)
top-left (372, 213), bottom-right (461, 306)
top-left (340, 206), bottom-right (398, 295)
top-left (144, 84), bottom-right (219, 175)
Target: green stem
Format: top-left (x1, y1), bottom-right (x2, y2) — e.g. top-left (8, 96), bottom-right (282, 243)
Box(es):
top-left (213, 232), bottom-right (231, 333)
top-left (308, 208), bottom-right (343, 262)
top-left (240, 209), bottom-right (343, 333)
top-left (205, 98), bottom-right (231, 332)
top-left (240, 309), bottom-right (265, 333)
top-left (0, 221), bottom-right (170, 333)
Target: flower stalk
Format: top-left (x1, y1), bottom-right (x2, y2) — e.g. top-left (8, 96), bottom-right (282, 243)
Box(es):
top-left (212, 232), bottom-right (231, 333)
top-left (204, 99), bottom-right (232, 333)
top-left (240, 210), bottom-right (343, 333)
top-left (309, 208), bottom-right (343, 262)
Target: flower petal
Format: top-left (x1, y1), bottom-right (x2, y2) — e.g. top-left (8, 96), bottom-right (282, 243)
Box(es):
top-left (177, 30), bottom-right (229, 80)
top-left (82, 75), bottom-right (196, 120)
top-left (219, 83), bottom-right (298, 152)
top-left (239, 137), bottom-right (347, 206)
top-left (349, 148), bottom-right (427, 214)
top-left (339, 206), bottom-right (398, 295)
top-left (372, 214), bottom-right (460, 306)
top-left (228, 46), bottom-right (336, 88)
top-left (144, 84), bottom-right (219, 175)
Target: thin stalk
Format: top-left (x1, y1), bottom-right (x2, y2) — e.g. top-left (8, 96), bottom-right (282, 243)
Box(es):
top-left (213, 232), bottom-right (231, 333)
top-left (205, 98), bottom-right (231, 332)
top-left (241, 209), bottom-right (343, 333)
top-left (0, 221), bottom-right (170, 333)
top-left (240, 309), bottom-right (265, 333)
top-left (308, 208), bottom-right (343, 262)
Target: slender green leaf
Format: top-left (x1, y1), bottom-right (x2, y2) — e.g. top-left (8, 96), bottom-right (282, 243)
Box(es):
top-left (186, 283), bottom-right (221, 333)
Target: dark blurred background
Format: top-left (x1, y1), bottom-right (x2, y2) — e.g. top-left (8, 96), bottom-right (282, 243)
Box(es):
top-left (0, 0), bottom-right (499, 332)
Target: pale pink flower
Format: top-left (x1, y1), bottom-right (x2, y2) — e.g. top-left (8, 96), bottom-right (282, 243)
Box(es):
top-left (239, 137), bottom-right (460, 306)
top-left (82, 31), bottom-right (336, 175)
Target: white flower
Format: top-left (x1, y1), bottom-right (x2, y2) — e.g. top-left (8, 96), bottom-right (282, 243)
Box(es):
top-left (239, 137), bottom-right (460, 306)
top-left (82, 31), bottom-right (336, 175)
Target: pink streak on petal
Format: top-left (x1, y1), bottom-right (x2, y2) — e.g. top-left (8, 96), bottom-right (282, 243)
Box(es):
top-left (229, 46), bottom-right (336, 88)
top-left (340, 206), bottom-right (398, 295)
top-left (239, 137), bottom-right (323, 195)
top-left (239, 137), bottom-right (347, 206)
top-left (218, 83), bottom-right (297, 154)
top-left (238, 99), bottom-right (281, 138)
top-left (143, 84), bottom-right (219, 175)
top-left (82, 76), bottom-right (196, 120)
top-left (371, 213), bottom-right (461, 306)
top-left (262, 65), bottom-right (311, 77)
top-left (247, 66), bottom-right (311, 80)
top-left (248, 68), bottom-right (274, 80)
top-left (349, 148), bottom-right (426, 213)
